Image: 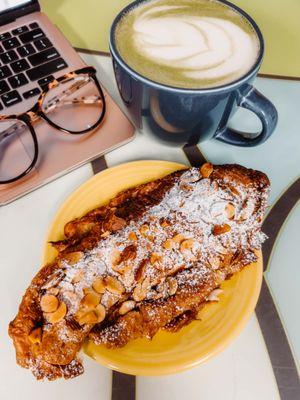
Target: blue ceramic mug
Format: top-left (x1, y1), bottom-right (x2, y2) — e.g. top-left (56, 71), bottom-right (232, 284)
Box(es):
top-left (110, 0), bottom-right (278, 147)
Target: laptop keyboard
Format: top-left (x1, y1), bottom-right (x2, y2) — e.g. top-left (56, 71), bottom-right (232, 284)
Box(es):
top-left (0, 22), bottom-right (68, 110)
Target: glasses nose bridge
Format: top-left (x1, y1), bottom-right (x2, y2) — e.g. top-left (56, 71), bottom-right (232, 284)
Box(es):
top-left (25, 108), bottom-right (40, 123)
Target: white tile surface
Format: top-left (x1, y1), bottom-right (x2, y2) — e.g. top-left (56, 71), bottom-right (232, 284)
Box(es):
top-left (136, 316), bottom-right (279, 400)
top-left (0, 53), bottom-right (281, 399)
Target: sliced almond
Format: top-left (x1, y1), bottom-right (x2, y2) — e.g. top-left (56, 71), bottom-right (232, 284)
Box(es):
top-left (40, 294), bottom-right (59, 313)
top-left (47, 287), bottom-right (59, 296)
top-left (95, 304), bottom-right (106, 323)
top-left (133, 277), bottom-right (150, 302)
top-left (111, 249), bottom-right (121, 266)
top-left (166, 277), bottom-right (178, 295)
top-left (101, 291), bottom-right (120, 308)
top-left (180, 239), bottom-right (195, 253)
top-left (135, 259), bottom-right (147, 282)
top-left (128, 231), bottom-right (137, 242)
top-left (172, 233), bottom-right (185, 244)
top-left (160, 219), bottom-right (170, 228)
top-left (42, 270), bottom-right (65, 290)
top-left (81, 291), bottom-right (101, 308)
top-left (200, 163), bottom-right (213, 178)
top-left (101, 231), bottom-right (110, 238)
top-left (61, 251), bottom-right (83, 265)
top-left (215, 269), bottom-right (226, 283)
top-left (104, 275), bottom-right (125, 295)
top-left (180, 182), bottom-right (193, 192)
top-left (110, 216), bottom-right (126, 232)
top-left (140, 224), bottom-right (149, 236)
top-left (77, 310), bottom-right (98, 325)
top-left (169, 263), bottom-right (186, 275)
top-left (213, 224), bottom-right (231, 236)
top-left (163, 239), bottom-right (174, 250)
top-left (209, 256), bottom-right (221, 270)
top-left (122, 244), bottom-right (137, 262)
top-left (150, 252), bottom-right (162, 265)
top-left (225, 203), bottom-right (235, 219)
top-left (83, 287), bottom-right (95, 295)
top-left (119, 300), bottom-right (136, 315)
top-left (45, 301), bottom-right (67, 324)
top-left (28, 327), bottom-right (42, 344)
top-left (133, 284), bottom-right (144, 301)
top-left (156, 280), bottom-right (168, 294)
top-left (152, 291), bottom-right (164, 300)
top-left (207, 288), bottom-right (223, 302)
top-left (92, 277), bottom-right (106, 294)
top-left (222, 252), bottom-right (234, 266)
top-left (111, 263), bottom-right (125, 274)
top-left (72, 270), bottom-right (84, 284)
top-left (181, 171), bottom-right (200, 183)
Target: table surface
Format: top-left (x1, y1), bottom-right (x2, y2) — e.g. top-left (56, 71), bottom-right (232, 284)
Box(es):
top-left (40, 0), bottom-right (300, 78)
top-left (1, 52), bottom-right (299, 400)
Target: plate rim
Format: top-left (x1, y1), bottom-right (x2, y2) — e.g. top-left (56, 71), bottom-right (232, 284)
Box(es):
top-left (42, 160), bottom-right (263, 376)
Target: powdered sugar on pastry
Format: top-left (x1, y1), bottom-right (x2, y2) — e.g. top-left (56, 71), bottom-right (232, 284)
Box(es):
top-left (48, 166), bottom-right (268, 324)
top-left (9, 163), bottom-right (269, 380)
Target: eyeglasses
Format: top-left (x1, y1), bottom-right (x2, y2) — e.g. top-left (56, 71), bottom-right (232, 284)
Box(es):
top-left (0, 66), bottom-right (106, 184)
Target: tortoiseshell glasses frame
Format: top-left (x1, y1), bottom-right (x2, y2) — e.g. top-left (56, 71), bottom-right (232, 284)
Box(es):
top-left (0, 66), bottom-right (106, 184)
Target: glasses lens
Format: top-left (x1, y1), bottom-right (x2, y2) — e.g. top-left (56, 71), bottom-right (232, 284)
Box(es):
top-left (42, 74), bottom-right (104, 133)
top-left (0, 119), bottom-right (35, 183)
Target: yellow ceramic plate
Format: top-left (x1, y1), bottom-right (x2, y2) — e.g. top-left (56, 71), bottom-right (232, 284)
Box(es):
top-left (42, 160), bottom-right (263, 376)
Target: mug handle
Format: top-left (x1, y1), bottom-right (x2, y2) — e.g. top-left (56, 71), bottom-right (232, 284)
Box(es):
top-left (214, 86), bottom-right (278, 147)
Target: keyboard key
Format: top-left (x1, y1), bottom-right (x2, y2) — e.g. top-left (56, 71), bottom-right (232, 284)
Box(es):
top-left (23, 87), bottom-right (41, 99)
top-left (27, 58), bottom-right (68, 81)
top-left (17, 43), bottom-right (35, 57)
top-left (0, 65), bottom-right (12, 79)
top-left (0, 50), bottom-right (18, 64)
top-left (8, 73), bottom-right (28, 89)
top-left (29, 22), bottom-right (39, 29)
top-left (38, 75), bottom-right (54, 88)
top-left (12, 26), bottom-right (29, 35)
top-left (1, 90), bottom-right (22, 107)
top-left (0, 80), bottom-right (10, 95)
top-left (11, 59), bottom-right (30, 73)
top-left (3, 37), bottom-right (20, 50)
top-left (34, 37), bottom-right (52, 51)
top-left (20, 28), bottom-right (44, 44)
top-left (0, 32), bottom-right (11, 41)
top-left (29, 47), bottom-right (60, 66)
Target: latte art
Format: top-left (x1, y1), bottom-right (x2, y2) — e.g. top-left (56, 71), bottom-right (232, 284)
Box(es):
top-left (115, 0), bottom-right (260, 88)
top-left (134, 10), bottom-right (257, 81)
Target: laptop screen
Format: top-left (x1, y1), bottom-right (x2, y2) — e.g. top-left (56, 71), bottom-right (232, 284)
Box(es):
top-left (0, 0), bottom-right (31, 13)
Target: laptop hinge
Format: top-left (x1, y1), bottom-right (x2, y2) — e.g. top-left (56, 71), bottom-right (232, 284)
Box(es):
top-left (0, 1), bottom-right (41, 27)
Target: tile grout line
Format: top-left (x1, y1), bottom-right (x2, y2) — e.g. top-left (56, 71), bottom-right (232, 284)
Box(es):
top-left (182, 144), bottom-right (300, 400)
top-left (91, 155), bottom-right (109, 175)
top-left (259, 178), bottom-right (300, 400)
top-left (90, 155), bottom-right (136, 400)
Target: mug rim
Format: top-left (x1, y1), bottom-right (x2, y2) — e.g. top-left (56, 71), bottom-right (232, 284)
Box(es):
top-left (109, 0), bottom-right (265, 94)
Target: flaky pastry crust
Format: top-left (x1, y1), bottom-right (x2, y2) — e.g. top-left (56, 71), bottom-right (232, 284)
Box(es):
top-left (9, 164), bottom-right (269, 380)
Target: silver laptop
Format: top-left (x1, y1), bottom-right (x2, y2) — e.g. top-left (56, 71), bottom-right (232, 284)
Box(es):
top-left (0, 1), bottom-right (135, 205)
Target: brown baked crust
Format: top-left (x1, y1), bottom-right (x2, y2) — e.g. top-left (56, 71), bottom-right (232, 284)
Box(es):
top-left (8, 164), bottom-right (269, 380)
